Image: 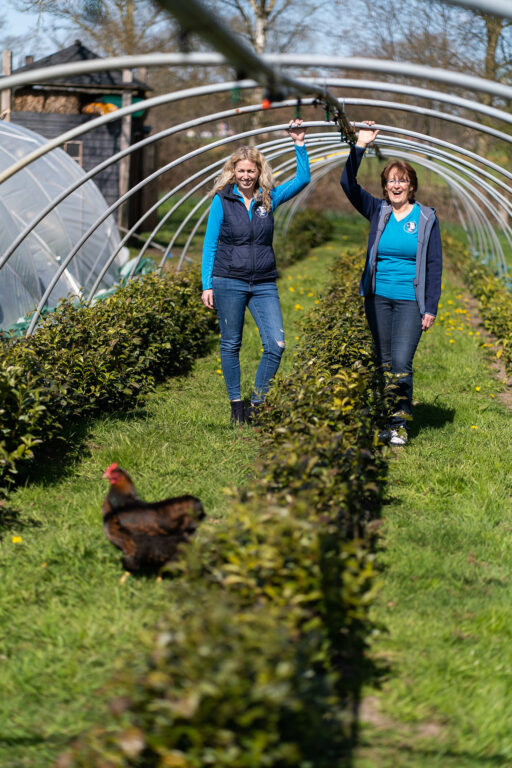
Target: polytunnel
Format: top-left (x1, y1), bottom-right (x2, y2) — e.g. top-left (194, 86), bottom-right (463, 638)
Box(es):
top-left (0, 120), bottom-right (122, 330)
top-left (0, 0), bottom-right (511, 334)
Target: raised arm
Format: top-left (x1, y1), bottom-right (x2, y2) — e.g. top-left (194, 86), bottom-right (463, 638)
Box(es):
top-left (271, 119), bottom-right (310, 209)
top-left (340, 120), bottom-right (382, 221)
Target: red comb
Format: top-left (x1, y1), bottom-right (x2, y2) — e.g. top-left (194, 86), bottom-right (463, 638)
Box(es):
top-left (106, 462), bottom-right (119, 473)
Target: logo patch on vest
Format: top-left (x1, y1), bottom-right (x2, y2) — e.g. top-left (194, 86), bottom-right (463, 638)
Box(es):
top-left (255, 205), bottom-right (269, 218)
top-left (404, 220), bottom-right (417, 234)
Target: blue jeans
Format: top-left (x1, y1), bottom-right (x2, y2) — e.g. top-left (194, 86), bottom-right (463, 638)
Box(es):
top-left (364, 294), bottom-right (423, 430)
top-left (212, 277), bottom-right (285, 403)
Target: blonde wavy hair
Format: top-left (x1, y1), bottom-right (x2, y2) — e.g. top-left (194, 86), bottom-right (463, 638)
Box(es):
top-left (211, 146), bottom-right (275, 210)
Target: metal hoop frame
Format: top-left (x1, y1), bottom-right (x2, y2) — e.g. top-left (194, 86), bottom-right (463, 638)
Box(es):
top-left (0, 7), bottom-right (510, 333)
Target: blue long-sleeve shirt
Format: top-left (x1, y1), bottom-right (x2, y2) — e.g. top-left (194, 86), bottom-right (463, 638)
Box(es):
top-left (202, 144), bottom-right (310, 290)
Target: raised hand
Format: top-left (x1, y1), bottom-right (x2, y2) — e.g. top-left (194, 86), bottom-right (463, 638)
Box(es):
top-left (356, 120), bottom-right (379, 148)
top-left (286, 118), bottom-right (306, 146)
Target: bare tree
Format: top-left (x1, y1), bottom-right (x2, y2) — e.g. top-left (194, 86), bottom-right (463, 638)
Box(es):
top-left (205, 0), bottom-right (336, 53)
top-left (14, 0), bottom-right (176, 56)
top-left (341, 0), bottom-right (512, 88)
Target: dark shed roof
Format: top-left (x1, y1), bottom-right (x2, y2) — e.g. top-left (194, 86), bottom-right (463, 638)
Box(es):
top-left (13, 40), bottom-right (151, 92)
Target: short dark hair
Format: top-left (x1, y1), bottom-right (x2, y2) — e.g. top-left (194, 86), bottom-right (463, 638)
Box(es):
top-left (381, 160), bottom-right (418, 203)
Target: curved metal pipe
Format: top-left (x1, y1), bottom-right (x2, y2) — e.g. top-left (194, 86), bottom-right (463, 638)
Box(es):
top-left (24, 113), bottom-right (512, 333)
top-left (4, 87), bottom-right (512, 276)
top-left (88, 125), bottom-right (512, 305)
top-left (442, 0), bottom-right (512, 19)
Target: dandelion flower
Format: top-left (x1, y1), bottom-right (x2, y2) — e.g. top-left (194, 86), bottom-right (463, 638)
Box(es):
top-left (11, 536), bottom-right (22, 544)
top-left (475, 386), bottom-right (481, 391)
top-left (471, 425), bottom-right (478, 429)
top-left (216, 369), bottom-right (222, 374)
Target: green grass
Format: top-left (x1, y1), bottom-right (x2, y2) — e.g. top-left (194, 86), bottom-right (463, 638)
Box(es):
top-left (0, 241), bottom-right (342, 768)
top-left (355, 272), bottom-right (512, 767)
top-left (5, 212), bottom-right (510, 768)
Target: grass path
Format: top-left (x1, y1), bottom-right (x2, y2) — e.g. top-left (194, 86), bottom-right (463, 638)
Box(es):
top-left (355, 267), bottom-right (512, 767)
top-left (0, 238), bottom-right (344, 768)
top-left (5, 218), bottom-right (509, 768)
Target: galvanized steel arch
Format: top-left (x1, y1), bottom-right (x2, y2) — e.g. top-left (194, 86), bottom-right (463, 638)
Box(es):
top-left (24, 113), bottom-right (512, 334)
top-left (0, 25), bottom-right (510, 331)
top-left (3, 85), bottom-right (507, 285)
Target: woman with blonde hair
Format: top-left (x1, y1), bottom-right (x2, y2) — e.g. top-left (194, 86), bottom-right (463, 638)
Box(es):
top-left (202, 119), bottom-right (309, 423)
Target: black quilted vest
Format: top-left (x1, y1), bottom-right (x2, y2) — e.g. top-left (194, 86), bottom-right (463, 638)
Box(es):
top-left (212, 185), bottom-right (277, 283)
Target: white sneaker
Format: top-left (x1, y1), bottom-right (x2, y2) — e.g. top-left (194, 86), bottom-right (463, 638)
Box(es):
top-left (390, 428), bottom-right (408, 446)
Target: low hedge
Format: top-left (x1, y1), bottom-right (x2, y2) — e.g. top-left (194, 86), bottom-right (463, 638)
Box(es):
top-left (447, 234), bottom-right (512, 374)
top-left (277, 209), bottom-right (333, 268)
top-left (0, 211), bottom-right (333, 491)
top-left (59, 247), bottom-right (387, 768)
top-left (0, 269), bottom-right (216, 488)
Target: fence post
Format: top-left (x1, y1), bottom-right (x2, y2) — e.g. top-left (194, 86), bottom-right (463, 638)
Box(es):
top-left (118, 68), bottom-right (132, 227)
top-left (1, 50), bottom-right (12, 121)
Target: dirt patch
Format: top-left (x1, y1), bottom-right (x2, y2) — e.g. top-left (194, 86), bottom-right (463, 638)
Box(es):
top-left (359, 694), bottom-right (444, 746)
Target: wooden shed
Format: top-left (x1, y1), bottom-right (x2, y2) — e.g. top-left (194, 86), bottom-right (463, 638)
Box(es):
top-left (3, 40), bottom-right (158, 231)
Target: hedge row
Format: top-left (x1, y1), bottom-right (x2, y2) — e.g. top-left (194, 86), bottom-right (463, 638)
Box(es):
top-left (0, 211), bottom-right (333, 492)
top-left (276, 210), bottom-right (333, 268)
top-left (59, 247), bottom-right (387, 768)
top-left (0, 269), bottom-right (216, 489)
top-left (447, 234), bottom-right (512, 374)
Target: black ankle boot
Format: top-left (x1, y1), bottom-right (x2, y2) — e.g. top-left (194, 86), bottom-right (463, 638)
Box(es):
top-left (230, 400), bottom-right (245, 424)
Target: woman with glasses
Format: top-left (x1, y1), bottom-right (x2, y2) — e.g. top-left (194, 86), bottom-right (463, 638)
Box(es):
top-left (340, 120), bottom-right (442, 445)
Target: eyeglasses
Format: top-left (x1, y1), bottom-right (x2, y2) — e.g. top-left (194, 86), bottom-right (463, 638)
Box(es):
top-left (385, 179), bottom-right (410, 186)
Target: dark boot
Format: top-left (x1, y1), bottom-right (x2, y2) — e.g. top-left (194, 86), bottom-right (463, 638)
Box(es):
top-left (230, 400), bottom-right (245, 424)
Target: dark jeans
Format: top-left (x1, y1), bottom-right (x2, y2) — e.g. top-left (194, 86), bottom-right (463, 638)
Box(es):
top-left (212, 277), bottom-right (285, 403)
top-left (364, 294), bottom-right (423, 430)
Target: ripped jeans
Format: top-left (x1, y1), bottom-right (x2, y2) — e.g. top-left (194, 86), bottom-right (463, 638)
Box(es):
top-left (212, 277), bottom-right (285, 403)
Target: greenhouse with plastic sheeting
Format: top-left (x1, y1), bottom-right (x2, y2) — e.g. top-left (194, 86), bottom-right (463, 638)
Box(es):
top-left (0, 120), bottom-right (124, 331)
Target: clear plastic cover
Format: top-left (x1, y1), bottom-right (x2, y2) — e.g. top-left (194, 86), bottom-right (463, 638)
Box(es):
top-left (0, 120), bottom-right (122, 329)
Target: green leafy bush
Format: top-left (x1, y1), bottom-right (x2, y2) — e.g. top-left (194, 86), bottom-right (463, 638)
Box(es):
top-left (447, 234), bottom-right (512, 373)
top-left (0, 365), bottom-right (47, 484)
top-left (277, 209), bottom-right (333, 268)
top-left (59, 247), bottom-right (387, 768)
top-left (0, 268), bottom-right (216, 487)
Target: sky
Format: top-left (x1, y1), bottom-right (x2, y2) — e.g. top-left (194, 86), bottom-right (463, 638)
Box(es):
top-left (2, 2), bottom-right (58, 65)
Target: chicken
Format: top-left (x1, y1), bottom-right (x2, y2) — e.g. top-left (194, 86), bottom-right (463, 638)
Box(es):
top-left (102, 463), bottom-right (205, 573)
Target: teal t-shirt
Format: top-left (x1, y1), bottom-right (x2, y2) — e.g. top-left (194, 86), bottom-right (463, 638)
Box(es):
top-left (375, 203), bottom-right (420, 301)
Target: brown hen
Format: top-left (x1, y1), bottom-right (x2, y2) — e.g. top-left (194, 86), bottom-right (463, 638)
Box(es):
top-left (102, 463), bottom-right (204, 572)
